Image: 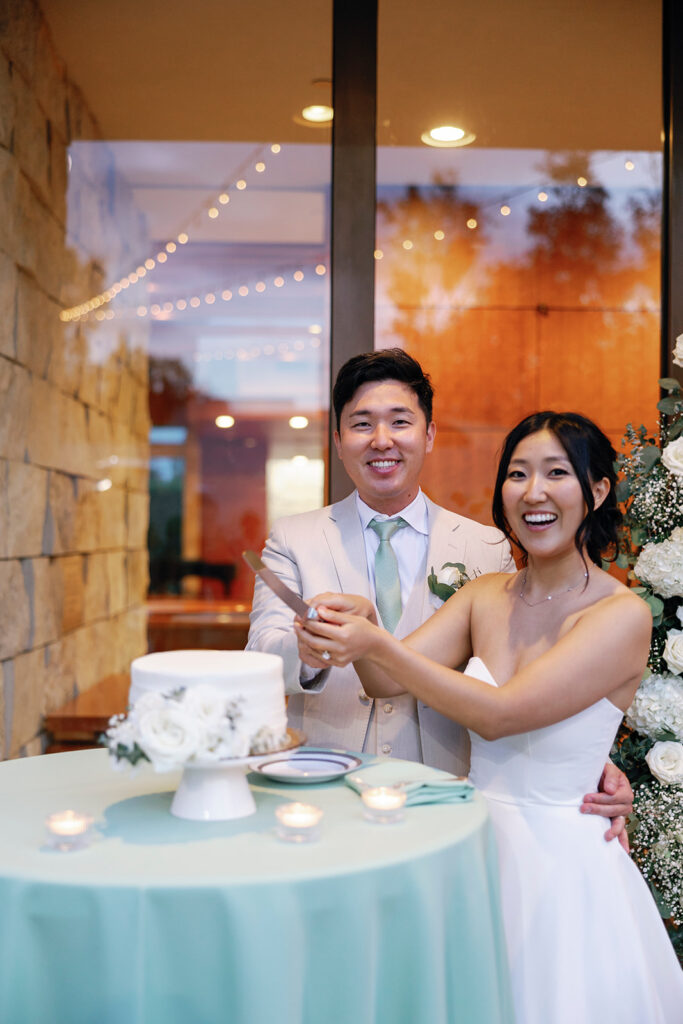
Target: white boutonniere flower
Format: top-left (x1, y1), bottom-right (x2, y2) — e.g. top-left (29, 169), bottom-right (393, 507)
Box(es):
top-left (427, 562), bottom-right (473, 602)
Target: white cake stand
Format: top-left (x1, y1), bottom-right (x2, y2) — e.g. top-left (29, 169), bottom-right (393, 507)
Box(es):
top-left (170, 730), bottom-right (303, 822)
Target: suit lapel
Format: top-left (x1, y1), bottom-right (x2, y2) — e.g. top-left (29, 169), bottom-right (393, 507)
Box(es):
top-left (399, 498), bottom-right (467, 630)
top-left (322, 492), bottom-right (372, 598)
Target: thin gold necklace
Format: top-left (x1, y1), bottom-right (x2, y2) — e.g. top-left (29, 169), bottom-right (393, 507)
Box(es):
top-left (518, 568), bottom-right (589, 607)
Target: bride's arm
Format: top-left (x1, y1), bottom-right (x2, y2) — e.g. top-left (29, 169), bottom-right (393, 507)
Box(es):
top-left (300, 591), bottom-right (651, 738)
top-left (295, 580), bottom-right (478, 695)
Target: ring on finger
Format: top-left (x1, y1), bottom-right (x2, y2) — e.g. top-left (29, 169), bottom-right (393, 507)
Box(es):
top-left (321, 650), bottom-right (331, 661)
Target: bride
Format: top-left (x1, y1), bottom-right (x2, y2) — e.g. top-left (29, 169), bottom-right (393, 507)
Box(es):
top-left (295, 411), bottom-right (683, 1023)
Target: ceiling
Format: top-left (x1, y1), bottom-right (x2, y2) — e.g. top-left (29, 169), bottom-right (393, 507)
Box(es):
top-left (40, 0), bottom-right (662, 151)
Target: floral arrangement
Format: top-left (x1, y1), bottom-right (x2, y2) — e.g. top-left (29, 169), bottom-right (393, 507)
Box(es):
top-left (103, 686), bottom-right (285, 771)
top-left (611, 359), bottom-right (683, 961)
top-left (428, 562), bottom-right (473, 602)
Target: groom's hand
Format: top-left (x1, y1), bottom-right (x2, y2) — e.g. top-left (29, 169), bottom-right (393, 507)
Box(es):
top-left (580, 761), bottom-right (633, 852)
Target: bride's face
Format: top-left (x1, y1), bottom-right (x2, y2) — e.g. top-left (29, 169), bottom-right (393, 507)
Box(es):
top-left (502, 429), bottom-right (607, 556)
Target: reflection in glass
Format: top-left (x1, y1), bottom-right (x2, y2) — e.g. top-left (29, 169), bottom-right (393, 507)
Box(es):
top-left (67, 140), bottom-right (330, 601)
top-left (376, 147), bottom-right (661, 523)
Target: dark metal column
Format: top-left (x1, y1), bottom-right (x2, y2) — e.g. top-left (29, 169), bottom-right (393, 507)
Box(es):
top-left (328, 0), bottom-right (378, 503)
top-left (663, 0), bottom-right (683, 376)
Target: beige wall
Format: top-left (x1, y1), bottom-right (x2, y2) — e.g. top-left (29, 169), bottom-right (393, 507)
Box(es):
top-left (0, 1), bottom-right (149, 758)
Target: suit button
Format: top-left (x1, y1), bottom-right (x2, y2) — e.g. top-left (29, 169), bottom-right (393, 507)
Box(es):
top-left (383, 703), bottom-right (393, 714)
top-left (358, 690), bottom-right (370, 703)
top-left (381, 743), bottom-right (392, 755)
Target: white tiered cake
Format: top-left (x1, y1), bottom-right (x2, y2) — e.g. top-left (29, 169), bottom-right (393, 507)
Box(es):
top-left (129, 649), bottom-right (288, 757)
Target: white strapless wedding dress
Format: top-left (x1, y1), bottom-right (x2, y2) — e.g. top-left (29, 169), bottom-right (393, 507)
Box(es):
top-left (465, 656), bottom-right (683, 1024)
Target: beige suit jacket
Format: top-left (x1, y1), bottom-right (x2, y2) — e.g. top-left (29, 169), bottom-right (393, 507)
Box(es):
top-left (246, 492), bottom-right (513, 774)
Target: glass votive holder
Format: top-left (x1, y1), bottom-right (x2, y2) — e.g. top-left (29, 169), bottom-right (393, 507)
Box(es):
top-left (45, 810), bottom-right (94, 852)
top-left (275, 802), bottom-right (323, 843)
top-left (361, 786), bottom-right (407, 824)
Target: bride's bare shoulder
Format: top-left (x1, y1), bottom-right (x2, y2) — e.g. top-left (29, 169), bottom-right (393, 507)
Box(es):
top-left (469, 569), bottom-right (520, 596)
top-left (588, 571), bottom-right (652, 629)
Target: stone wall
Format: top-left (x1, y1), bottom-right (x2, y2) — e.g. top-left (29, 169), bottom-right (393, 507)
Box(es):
top-left (0, 1), bottom-right (150, 758)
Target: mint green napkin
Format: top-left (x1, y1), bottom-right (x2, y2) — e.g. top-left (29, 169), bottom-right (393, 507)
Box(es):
top-left (345, 759), bottom-right (473, 805)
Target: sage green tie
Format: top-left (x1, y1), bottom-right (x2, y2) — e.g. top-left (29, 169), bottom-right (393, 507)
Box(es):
top-left (369, 517), bottom-right (408, 633)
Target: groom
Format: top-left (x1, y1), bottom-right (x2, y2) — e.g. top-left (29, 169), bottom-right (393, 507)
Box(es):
top-left (247, 349), bottom-right (632, 839)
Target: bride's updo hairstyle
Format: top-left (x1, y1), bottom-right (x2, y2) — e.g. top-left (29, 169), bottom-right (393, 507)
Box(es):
top-left (492, 411), bottom-right (620, 566)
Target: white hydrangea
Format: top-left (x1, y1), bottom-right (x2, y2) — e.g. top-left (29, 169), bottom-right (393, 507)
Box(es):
top-left (634, 527), bottom-right (683, 599)
top-left (625, 673), bottom-right (683, 742)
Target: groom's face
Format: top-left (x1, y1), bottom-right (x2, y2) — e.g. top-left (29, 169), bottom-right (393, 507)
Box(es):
top-left (334, 379), bottom-right (435, 515)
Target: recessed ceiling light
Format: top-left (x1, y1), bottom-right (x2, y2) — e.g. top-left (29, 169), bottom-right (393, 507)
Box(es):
top-left (300, 104), bottom-right (334, 124)
top-left (421, 125), bottom-right (476, 148)
top-left (215, 415), bottom-right (235, 429)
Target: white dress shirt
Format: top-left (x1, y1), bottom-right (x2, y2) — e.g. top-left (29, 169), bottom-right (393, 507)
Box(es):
top-left (356, 490), bottom-right (429, 606)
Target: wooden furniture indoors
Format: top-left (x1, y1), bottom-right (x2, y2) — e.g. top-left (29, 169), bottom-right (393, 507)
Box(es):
top-left (44, 599), bottom-right (252, 752)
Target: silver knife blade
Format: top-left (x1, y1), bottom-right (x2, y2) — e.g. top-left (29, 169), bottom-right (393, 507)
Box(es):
top-left (243, 551), bottom-right (318, 620)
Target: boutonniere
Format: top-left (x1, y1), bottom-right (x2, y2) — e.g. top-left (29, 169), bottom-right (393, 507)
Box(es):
top-left (427, 562), bottom-right (473, 602)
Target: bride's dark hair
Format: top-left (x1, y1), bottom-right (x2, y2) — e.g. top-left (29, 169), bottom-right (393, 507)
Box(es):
top-left (492, 411), bottom-right (620, 567)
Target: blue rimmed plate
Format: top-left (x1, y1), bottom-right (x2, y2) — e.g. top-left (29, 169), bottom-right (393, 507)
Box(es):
top-left (250, 748), bottom-right (362, 784)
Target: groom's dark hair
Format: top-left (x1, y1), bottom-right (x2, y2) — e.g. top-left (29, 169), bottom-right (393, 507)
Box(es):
top-left (332, 349), bottom-right (434, 430)
top-left (492, 411), bottom-right (620, 567)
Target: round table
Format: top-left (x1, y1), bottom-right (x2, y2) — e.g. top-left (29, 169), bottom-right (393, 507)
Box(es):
top-left (0, 748), bottom-right (513, 1024)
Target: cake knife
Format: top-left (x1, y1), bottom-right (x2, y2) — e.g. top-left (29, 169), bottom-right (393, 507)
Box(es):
top-left (243, 551), bottom-right (319, 621)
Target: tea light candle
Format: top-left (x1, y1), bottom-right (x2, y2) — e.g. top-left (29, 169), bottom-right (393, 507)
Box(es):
top-left (361, 786), bottom-right (407, 824)
top-left (275, 802), bottom-right (323, 842)
top-left (45, 810), bottom-right (93, 851)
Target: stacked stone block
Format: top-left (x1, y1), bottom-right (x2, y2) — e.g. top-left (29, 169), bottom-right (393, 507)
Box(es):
top-left (0, 1), bottom-right (150, 758)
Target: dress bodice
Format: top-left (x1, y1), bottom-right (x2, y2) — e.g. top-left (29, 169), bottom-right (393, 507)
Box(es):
top-left (465, 656), bottom-right (624, 805)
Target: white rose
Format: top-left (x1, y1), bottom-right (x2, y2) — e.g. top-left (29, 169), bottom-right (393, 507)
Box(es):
top-left (180, 685), bottom-right (230, 728)
top-left (136, 704), bottom-right (202, 770)
top-left (673, 333), bottom-right (683, 369)
top-left (436, 566), bottom-right (462, 587)
top-left (634, 527), bottom-right (683, 599)
top-left (664, 629), bottom-right (683, 675)
top-left (645, 741), bottom-right (683, 785)
top-left (131, 691), bottom-right (168, 713)
top-left (662, 438), bottom-right (683, 478)
top-left (677, 605), bottom-right (683, 627)
top-left (202, 726), bottom-right (250, 760)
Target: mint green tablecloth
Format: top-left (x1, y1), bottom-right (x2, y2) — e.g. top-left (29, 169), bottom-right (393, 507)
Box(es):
top-left (0, 748), bottom-right (513, 1024)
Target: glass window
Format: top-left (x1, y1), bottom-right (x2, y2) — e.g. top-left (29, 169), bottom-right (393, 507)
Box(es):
top-left (376, 0), bottom-right (662, 524)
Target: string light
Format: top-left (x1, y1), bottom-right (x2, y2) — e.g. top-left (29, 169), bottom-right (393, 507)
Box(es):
top-left (58, 143), bottom-right (282, 322)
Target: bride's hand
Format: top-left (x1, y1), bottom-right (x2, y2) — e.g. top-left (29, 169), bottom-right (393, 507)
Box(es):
top-left (308, 592), bottom-right (378, 622)
top-left (294, 607), bottom-right (382, 668)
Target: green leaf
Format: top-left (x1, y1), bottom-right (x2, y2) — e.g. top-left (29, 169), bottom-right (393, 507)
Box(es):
top-left (630, 526), bottom-right (646, 546)
top-left (640, 445), bottom-right (661, 469)
top-left (615, 552), bottom-right (630, 569)
top-left (667, 418), bottom-right (683, 440)
top-left (645, 594), bottom-right (665, 618)
top-left (440, 562), bottom-right (467, 572)
top-left (430, 581), bottom-right (456, 602)
top-left (658, 377), bottom-right (681, 392)
top-left (615, 479), bottom-right (631, 502)
top-left (630, 528), bottom-right (647, 552)
top-left (630, 586), bottom-right (647, 594)
top-left (656, 396), bottom-right (681, 415)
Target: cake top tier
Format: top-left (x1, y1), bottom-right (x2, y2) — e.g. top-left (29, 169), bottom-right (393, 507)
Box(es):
top-left (132, 649), bottom-right (283, 679)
